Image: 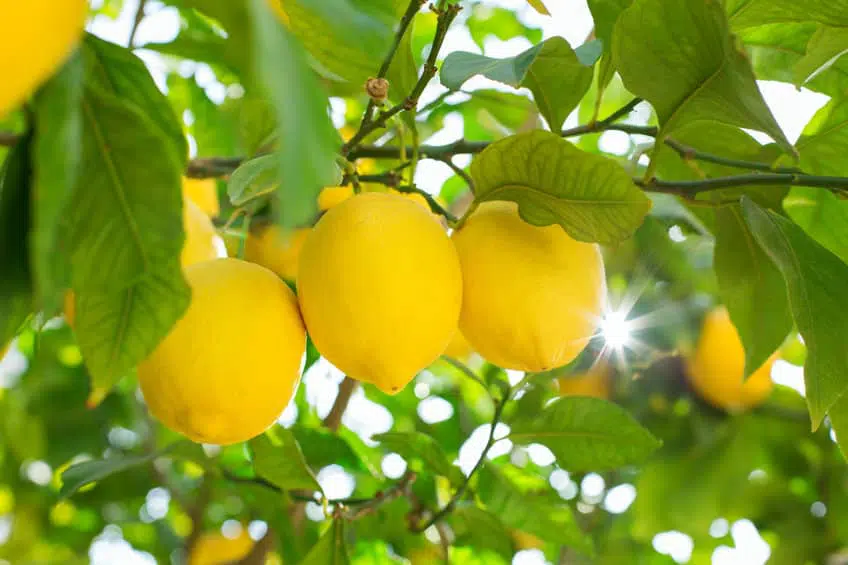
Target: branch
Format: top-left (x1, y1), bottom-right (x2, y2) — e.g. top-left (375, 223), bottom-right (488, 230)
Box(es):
top-left (411, 393), bottom-right (508, 532)
top-left (128, 0), bottom-right (148, 47)
top-left (356, 0), bottom-right (424, 133)
top-left (440, 355), bottom-right (487, 391)
top-left (434, 156), bottom-right (475, 192)
top-left (637, 173), bottom-right (848, 196)
top-left (323, 376), bottom-right (358, 432)
top-left (342, 3), bottom-right (462, 155)
top-left (394, 184), bottom-right (457, 223)
top-left (341, 471), bottom-right (417, 520)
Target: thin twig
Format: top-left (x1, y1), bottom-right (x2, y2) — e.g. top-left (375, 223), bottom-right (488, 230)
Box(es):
top-left (411, 394), bottom-right (509, 532)
top-left (595, 97), bottom-right (643, 126)
top-left (636, 173), bottom-right (848, 196)
top-left (394, 184), bottom-right (457, 223)
top-left (435, 156), bottom-right (475, 192)
top-left (341, 471), bottom-right (417, 520)
top-left (323, 376), bottom-right (358, 432)
top-left (440, 355), bottom-right (487, 391)
top-left (342, 3), bottom-right (462, 155)
top-left (127, 0), bottom-right (148, 47)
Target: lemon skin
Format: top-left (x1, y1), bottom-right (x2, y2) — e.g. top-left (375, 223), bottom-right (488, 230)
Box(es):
top-left (452, 201), bottom-right (606, 372)
top-left (0, 1), bottom-right (87, 117)
top-left (183, 178), bottom-right (220, 218)
top-left (685, 307), bottom-right (775, 412)
top-left (245, 225), bottom-right (310, 282)
top-left (297, 192), bottom-right (462, 394)
top-left (138, 259), bottom-right (306, 445)
top-left (558, 362), bottom-right (611, 399)
top-left (189, 529), bottom-right (253, 565)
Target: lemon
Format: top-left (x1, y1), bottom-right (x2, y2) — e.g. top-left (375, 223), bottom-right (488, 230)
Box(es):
top-left (0, 1), bottom-right (87, 118)
top-left (182, 198), bottom-right (221, 267)
top-left (65, 200), bottom-right (220, 328)
top-left (318, 186), bottom-right (355, 211)
top-left (443, 331), bottom-right (473, 361)
top-left (189, 529), bottom-right (253, 565)
top-left (685, 307), bottom-right (775, 411)
top-left (183, 178), bottom-right (220, 218)
top-left (558, 362), bottom-right (611, 399)
top-left (245, 224), bottom-right (310, 281)
top-left (452, 201), bottom-right (606, 372)
top-left (138, 259), bottom-right (306, 445)
top-left (298, 192), bottom-right (462, 394)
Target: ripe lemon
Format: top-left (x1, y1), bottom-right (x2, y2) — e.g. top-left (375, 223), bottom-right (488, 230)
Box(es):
top-left (298, 192), bottom-right (462, 394)
top-left (138, 259), bottom-right (306, 445)
top-left (318, 186), bottom-right (354, 211)
top-left (685, 307), bottom-right (775, 411)
top-left (182, 198), bottom-right (221, 267)
top-left (189, 529), bottom-right (253, 565)
top-left (245, 224), bottom-right (310, 281)
top-left (558, 362), bottom-right (611, 399)
top-left (183, 177), bottom-right (220, 218)
top-left (0, 1), bottom-right (87, 118)
top-left (443, 331), bottom-right (473, 361)
top-left (452, 201), bottom-right (606, 372)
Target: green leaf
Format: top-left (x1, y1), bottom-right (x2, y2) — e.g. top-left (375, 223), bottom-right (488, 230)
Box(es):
top-left (510, 396), bottom-right (661, 470)
top-left (613, 0), bottom-right (793, 154)
top-left (372, 431), bottom-right (463, 486)
top-left (794, 26), bottom-right (848, 85)
top-left (527, 0), bottom-right (550, 15)
top-left (477, 465), bottom-right (593, 555)
top-left (784, 187), bottom-right (848, 265)
top-left (469, 130), bottom-right (651, 245)
top-left (249, 430), bottom-right (321, 493)
top-left (301, 519), bottom-right (350, 565)
top-left (228, 154), bottom-right (278, 206)
top-left (440, 38), bottom-right (599, 130)
top-left (727, 0), bottom-right (848, 29)
top-left (246, 0), bottom-right (339, 228)
top-left (741, 198), bottom-right (848, 428)
top-left (60, 441), bottom-right (199, 497)
top-left (82, 35), bottom-right (187, 165)
top-left (450, 504), bottom-right (514, 560)
top-left (587, 0), bottom-right (632, 50)
top-left (796, 97), bottom-right (848, 176)
top-left (385, 24), bottom-right (418, 108)
top-left (0, 136), bottom-right (33, 345)
top-left (279, 0), bottom-right (394, 86)
top-left (69, 88), bottom-right (189, 396)
top-left (714, 204), bottom-right (792, 376)
top-left (467, 6), bottom-right (544, 51)
top-left (30, 52), bottom-right (83, 315)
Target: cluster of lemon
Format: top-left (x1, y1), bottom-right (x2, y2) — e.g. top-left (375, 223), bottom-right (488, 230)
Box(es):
top-left (125, 184), bottom-right (606, 446)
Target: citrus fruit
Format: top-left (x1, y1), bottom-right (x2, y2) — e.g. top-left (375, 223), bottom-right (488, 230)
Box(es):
top-left (443, 331), bottom-right (473, 361)
top-left (297, 192), bottom-right (462, 394)
top-left (318, 186), bottom-right (354, 211)
top-left (189, 529), bottom-right (253, 565)
top-left (558, 362), bottom-right (611, 399)
top-left (245, 224), bottom-right (310, 281)
top-left (138, 259), bottom-right (306, 445)
top-left (452, 201), bottom-right (606, 372)
top-left (183, 177), bottom-right (220, 218)
top-left (685, 307), bottom-right (775, 411)
top-left (0, 1), bottom-right (87, 117)
top-left (182, 198), bottom-right (220, 267)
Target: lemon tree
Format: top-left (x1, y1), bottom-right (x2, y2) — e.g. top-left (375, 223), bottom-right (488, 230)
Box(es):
top-left (1, 1), bottom-right (848, 563)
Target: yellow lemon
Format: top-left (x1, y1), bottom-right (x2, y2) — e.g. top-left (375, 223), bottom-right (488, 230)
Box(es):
top-left (318, 186), bottom-right (354, 211)
top-left (183, 178), bottom-right (220, 218)
top-left (452, 201), bottom-right (606, 372)
top-left (0, 1), bottom-right (87, 118)
top-left (298, 192), bottom-right (462, 394)
top-left (245, 224), bottom-right (310, 281)
top-left (189, 529), bottom-right (254, 565)
top-left (138, 259), bottom-right (306, 445)
top-left (685, 307), bottom-right (775, 411)
top-left (182, 198), bottom-right (221, 268)
top-left (443, 331), bottom-right (473, 361)
top-left (558, 361), bottom-right (611, 399)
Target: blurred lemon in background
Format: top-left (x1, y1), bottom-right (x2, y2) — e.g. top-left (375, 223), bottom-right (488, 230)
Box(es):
top-left (298, 192), bottom-right (462, 394)
top-left (182, 199), bottom-right (221, 267)
top-left (318, 186), bottom-right (354, 211)
top-left (183, 178), bottom-right (220, 218)
top-left (452, 201), bottom-right (606, 372)
top-left (138, 259), bottom-right (305, 444)
top-left (189, 529), bottom-right (254, 565)
top-left (0, 0), bottom-right (87, 117)
top-left (685, 307), bottom-right (775, 411)
top-left (245, 224), bottom-right (310, 282)
top-left (558, 361), bottom-right (612, 399)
